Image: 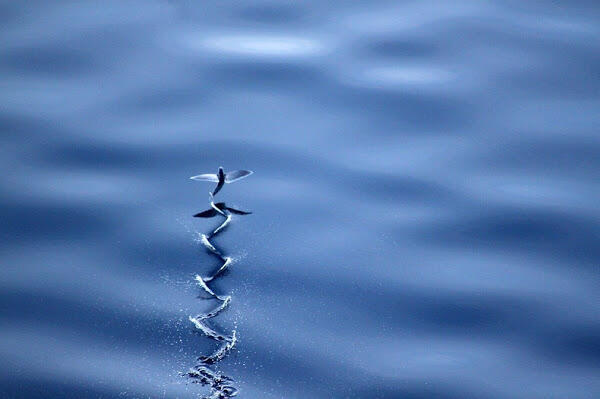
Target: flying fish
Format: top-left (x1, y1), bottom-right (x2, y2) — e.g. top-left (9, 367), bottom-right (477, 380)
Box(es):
top-left (190, 167), bottom-right (253, 196)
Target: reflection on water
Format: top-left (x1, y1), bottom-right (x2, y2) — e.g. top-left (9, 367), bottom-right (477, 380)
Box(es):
top-left (1, 1), bottom-right (600, 398)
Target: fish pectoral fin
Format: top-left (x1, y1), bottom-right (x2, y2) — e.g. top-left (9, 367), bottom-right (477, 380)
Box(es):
top-left (225, 206), bottom-right (252, 215)
top-left (190, 173), bottom-right (219, 182)
top-left (224, 170), bottom-right (253, 183)
top-left (193, 209), bottom-right (218, 218)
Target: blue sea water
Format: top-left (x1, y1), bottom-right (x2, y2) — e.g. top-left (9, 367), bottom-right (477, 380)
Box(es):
top-left (1, 1), bottom-right (599, 398)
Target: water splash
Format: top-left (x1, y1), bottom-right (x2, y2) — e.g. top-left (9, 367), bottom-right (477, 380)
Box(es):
top-left (184, 175), bottom-right (252, 398)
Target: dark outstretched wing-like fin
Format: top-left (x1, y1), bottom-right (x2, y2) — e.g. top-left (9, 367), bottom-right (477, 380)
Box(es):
top-left (225, 206), bottom-right (252, 215)
top-left (225, 170), bottom-right (253, 183)
top-left (194, 209), bottom-right (218, 218)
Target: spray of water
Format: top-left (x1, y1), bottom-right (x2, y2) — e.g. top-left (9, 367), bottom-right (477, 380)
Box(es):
top-left (183, 171), bottom-right (252, 398)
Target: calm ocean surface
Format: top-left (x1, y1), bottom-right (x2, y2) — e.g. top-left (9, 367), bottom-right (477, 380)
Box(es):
top-left (1, 1), bottom-right (599, 398)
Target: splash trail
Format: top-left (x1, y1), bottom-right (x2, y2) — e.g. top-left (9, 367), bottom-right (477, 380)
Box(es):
top-left (184, 168), bottom-right (252, 398)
